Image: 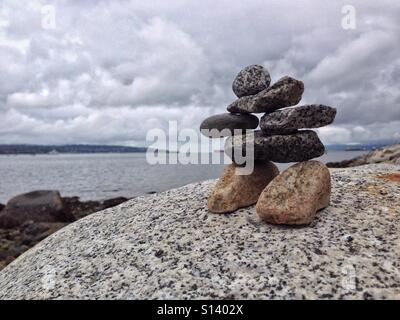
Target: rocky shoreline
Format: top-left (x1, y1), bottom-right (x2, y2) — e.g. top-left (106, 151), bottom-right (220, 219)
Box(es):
top-left (0, 193), bottom-right (129, 270)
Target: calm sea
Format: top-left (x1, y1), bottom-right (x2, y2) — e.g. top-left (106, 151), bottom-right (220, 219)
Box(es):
top-left (0, 151), bottom-right (366, 203)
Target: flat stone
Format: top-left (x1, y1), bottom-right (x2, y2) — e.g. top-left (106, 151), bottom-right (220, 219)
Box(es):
top-left (0, 164), bottom-right (399, 299)
top-left (228, 76), bottom-right (304, 113)
top-left (0, 191), bottom-right (75, 228)
top-left (200, 113), bottom-right (259, 138)
top-left (260, 104), bottom-right (337, 133)
top-left (224, 130), bottom-right (325, 163)
top-left (232, 65), bottom-right (271, 98)
top-left (208, 162), bottom-right (279, 213)
top-left (256, 161), bottom-right (331, 225)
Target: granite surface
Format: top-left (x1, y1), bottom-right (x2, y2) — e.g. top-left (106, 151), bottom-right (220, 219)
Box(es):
top-left (0, 164), bottom-right (399, 300)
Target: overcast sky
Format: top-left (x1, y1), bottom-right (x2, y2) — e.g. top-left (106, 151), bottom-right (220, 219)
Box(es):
top-left (0, 0), bottom-right (399, 146)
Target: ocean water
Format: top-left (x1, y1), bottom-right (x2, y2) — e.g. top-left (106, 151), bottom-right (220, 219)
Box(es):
top-left (0, 151), bottom-right (366, 203)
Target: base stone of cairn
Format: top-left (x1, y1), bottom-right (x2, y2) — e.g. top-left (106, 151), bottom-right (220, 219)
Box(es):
top-left (256, 161), bottom-right (331, 225)
top-left (201, 64), bottom-right (337, 225)
top-left (208, 162), bottom-right (279, 213)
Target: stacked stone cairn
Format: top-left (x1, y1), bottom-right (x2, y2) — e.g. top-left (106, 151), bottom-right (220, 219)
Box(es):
top-left (200, 65), bottom-right (337, 225)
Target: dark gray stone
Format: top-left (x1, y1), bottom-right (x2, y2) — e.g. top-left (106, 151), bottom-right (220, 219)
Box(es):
top-left (228, 76), bottom-right (304, 114)
top-left (200, 113), bottom-right (259, 138)
top-left (260, 104), bottom-right (337, 134)
top-left (232, 65), bottom-right (271, 98)
top-left (224, 130), bottom-right (325, 163)
top-left (0, 191), bottom-right (75, 228)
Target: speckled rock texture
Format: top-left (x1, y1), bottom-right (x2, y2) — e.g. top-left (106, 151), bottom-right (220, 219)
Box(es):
top-left (260, 105), bottom-right (337, 134)
top-left (228, 76), bottom-right (304, 114)
top-left (327, 144), bottom-right (400, 168)
top-left (200, 113), bottom-right (259, 138)
top-left (232, 65), bottom-right (271, 98)
top-left (256, 161), bottom-right (331, 225)
top-left (208, 162), bottom-right (279, 213)
top-left (0, 164), bottom-right (399, 300)
top-left (225, 130), bottom-right (325, 163)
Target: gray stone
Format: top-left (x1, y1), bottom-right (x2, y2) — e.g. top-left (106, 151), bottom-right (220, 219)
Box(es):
top-left (232, 64), bottom-right (271, 98)
top-left (224, 130), bottom-right (325, 163)
top-left (260, 104), bottom-right (337, 134)
top-left (200, 113), bottom-right (259, 138)
top-left (0, 164), bottom-right (399, 299)
top-left (228, 76), bottom-right (304, 113)
top-left (0, 191), bottom-right (75, 228)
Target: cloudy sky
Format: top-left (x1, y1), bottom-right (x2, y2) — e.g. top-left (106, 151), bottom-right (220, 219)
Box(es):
top-left (0, 0), bottom-right (399, 146)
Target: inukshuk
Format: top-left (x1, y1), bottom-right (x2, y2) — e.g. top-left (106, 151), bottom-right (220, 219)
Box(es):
top-left (200, 64), bottom-right (337, 225)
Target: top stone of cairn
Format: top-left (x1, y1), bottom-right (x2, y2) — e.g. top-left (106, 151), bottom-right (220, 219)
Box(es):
top-left (232, 64), bottom-right (271, 98)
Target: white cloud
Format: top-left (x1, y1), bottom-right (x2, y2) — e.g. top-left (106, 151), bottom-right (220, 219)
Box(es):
top-left (0, 0), bottom-right (399, 145)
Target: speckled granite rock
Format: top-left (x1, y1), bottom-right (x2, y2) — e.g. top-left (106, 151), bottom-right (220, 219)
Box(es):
top-left (228, 76), bottom-right (304, 114)
top-left (225, 130), bottom-right (325, 163)
top-left (260, 105), bottom-right (337, 134)
top-left (0, 196), bottom-right (128, 271)
top-left (208, 162), bottom-right (279, 213)
top-left (200, 113), bottom-right (259, 138)
top-left (232, 65), bottom-right (271, 98)
top-left (256, 161), bottom-right (331, 225)
top-left (0, 164), bottom-right (399, 300)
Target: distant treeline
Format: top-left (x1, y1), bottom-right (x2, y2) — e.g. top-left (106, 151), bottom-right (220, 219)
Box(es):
top-left (0, 144), bottom-right (147, 155)
top-left (326, 142), bottom-right (393, 151)
top-left (0, 142), bottom-right (395, 155)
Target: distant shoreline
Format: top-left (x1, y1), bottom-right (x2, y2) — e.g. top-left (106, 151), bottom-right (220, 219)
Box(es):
top-left (0, 143), bottom-right (395, 155)
top-left (0, 152), bottom-right (148, 156)
top-left (0, 144), bottom-right (147, 155)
